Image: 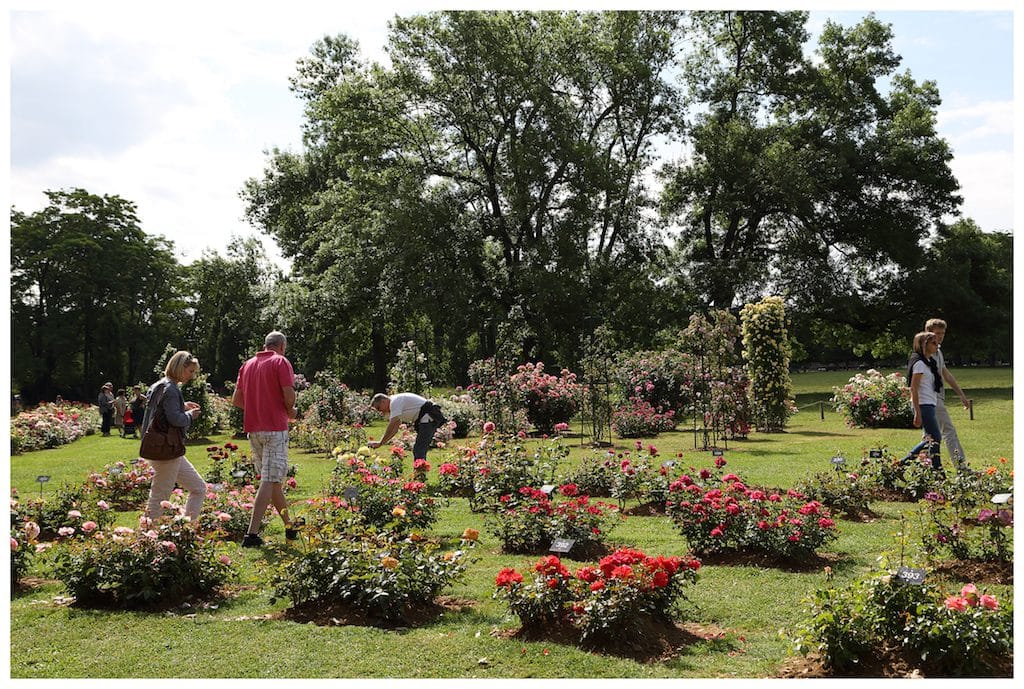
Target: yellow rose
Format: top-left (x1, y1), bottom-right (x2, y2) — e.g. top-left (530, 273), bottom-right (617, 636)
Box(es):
top-left (380, 556), bottom-right (399, 570)
top-left (357, 446), bottom-right (373, 457)
top-left (392, 506), bottom-right (407, 517)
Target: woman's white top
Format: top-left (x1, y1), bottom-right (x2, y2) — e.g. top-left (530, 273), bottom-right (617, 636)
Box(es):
top-left (913, 359), bottom-right (938, 406)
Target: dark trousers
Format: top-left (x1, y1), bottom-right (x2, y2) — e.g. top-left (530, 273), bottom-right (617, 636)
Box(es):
top-left (413, 422), bottom-right (438, 461)
top-left (100, 410), bottom-right (113, 435)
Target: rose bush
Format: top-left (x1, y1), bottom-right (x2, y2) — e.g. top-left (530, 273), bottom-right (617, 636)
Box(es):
top-left (51, 518), bottom-right (234, 608)
top-left (17, 485), bottom-right (115, 541)
top-left (10, 402), bottom-right (98, 454)
top-left (84, 459), bottom-right (156, 510)
top-left (793, 572), bottom-right (1012, 676)
top-left (666, 461), bottom-right (838, 560)
top-left (272, 529), bottom-right (477, 622)
top-left (325, 451), bottom-right (438, 532)
top-left (494, 548), bottom-right (702, 643)
top-left (611, 397), bottom-right (677, 438)
top-left (509, 362), bottom-right (582, 434)
top-left (485, 485), bottom-right (621, 554)
top-left (831, 370), bottom-right (913, 429)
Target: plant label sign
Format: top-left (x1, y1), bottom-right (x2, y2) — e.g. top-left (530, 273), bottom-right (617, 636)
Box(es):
top-left (711, 449), bottom-right (724, 457)
top-left (896, 566), bottom-right (927, 585)
top-left (343, 486), bottom-right (359, 502)
top-left (869, 449), bottom-right (883, 458)
top-left (991, 493), bottom-right (1012, 504)
top-left (35, 475), bottom-right (51, 484)
top-left (231, 470), bottom-right (248, 479)
top-left (549, 538), bottom-right (575, 554)
top-left (662, 460), bottom-right (675, 468)
top-left (830, 455), bottom-right (846, 466)
top-left (109, 467), bottom-right (122, 475)
top-left (540, 484), bottom-right (556, 495)
top-left (129, 458), bottom-right (140, 465)
top-left (211, 483), bottom-right (224, 493)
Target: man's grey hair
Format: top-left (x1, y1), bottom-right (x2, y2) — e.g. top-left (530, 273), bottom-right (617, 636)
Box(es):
top-left (370, 393), bottom-right (390, 409)
top-left (265, 330), bottom-right (287, 348)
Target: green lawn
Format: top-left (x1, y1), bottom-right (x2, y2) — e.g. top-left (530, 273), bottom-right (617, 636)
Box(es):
top-left (8, 368), bottom-right (1013, 678)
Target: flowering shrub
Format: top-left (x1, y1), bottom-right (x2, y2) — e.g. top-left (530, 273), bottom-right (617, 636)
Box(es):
top-left (613, 349), bottom-right (693, 412)
top-left (326, 451), bottom-right (438, 532)
top-left (164, 484), bottom-right (261, 541)
top-left (610, 444), bottom-right (672, 508)
top-left (17, 486), bottom-right (115, 541)
top-left (296, 371), bottom-right (374, 426)
top-left (272, 530), bottom-right (476, 622)
top-left (796, 470), bottom-right (875, 520)
top-left (563, 452), bottom-right (618, 497)
top-left (204, 443), bottom-right (297, 491)
top-left (858, 447), bottom-right (943, 501)
top-left (52, 519), bottom-right (233, 609)
top-left (831, 370), bottom-right (913, 429)
top-left (494, 549), bottom-right (702, 643)
top-left (10, 402), bottom-right (98, 454)
top-left (83, 459), bottom-right (156, 510)
top-left (291, 421), bottom-right (368, 454)
top-left (666, 461), bottom-right (838, 560)
top-left (919, 464), bottom-right (1014, 563)
top-left (793, 572), bottom-right (1012, 676)
top-left (439, 392), bottom-right (481, 439)
top-left (388, 339), bottom-right (429, 395)
top-left (611, 397), bottom-right (677, 437)
top-left (467, 356), bottom-right (520, 431)
top-left (442, 435), bottom-right (566, 510)
top-left (509, 362), bottom-right (582, 434)
top-left (485, 486), bottom-right (621, 554)
top-left (740, 296), bottom-right (795, 432)
top-left (10, 496), bottom-right (38, 587)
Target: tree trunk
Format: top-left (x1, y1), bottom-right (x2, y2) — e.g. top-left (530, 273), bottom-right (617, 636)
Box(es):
top-left (371, 324), bottom-right (388, 393)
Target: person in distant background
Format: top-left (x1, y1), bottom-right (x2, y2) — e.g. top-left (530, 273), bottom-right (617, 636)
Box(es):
top-left (113, 388), bottom-right (128, 437)
top-left (97, 383), bottom-right (115, 436)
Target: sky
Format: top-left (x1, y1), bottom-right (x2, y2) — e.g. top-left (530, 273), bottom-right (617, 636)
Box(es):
top-left (5, 1), bottom-right (1018, 272)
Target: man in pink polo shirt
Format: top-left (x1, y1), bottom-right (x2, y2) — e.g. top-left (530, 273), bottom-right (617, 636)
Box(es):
top-left (232, 330), bottom-right (297, 547)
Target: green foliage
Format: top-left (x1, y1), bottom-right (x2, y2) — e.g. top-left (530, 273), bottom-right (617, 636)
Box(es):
top-left (52, 520), bottom-right (233, 609)
top-left (831, 369), bottom-right (914, 428)
top-left (16, 485), bottom-right (116, 541)
top-left (741, 297), bottom-right (795, 432)
top-left (438, 393), bottom-right (481, 439)
top-left (325, 451), bottom-right (439, 533)
top-left (796, 470), bottom-right (875, 519)
top-left (272, 530), bottom-right (476, 621)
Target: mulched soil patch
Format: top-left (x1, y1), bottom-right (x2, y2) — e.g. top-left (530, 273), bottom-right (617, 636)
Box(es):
top-left (695, 550), bottom-right (843, 573)
top-left (870, 488), bottom-right (918, 503)
top-left (621, 502), bottom-right (667, 517)
top-left (280, 596), bottom-right (476, 629)
top-left (930, 559), bottom-right (1013, 585)
top-left (776, 644), bottom-right (1012, 678)
top-left (495, 616), bottom-right (734, 663)
top-left (834, 507), bottom-right (881, 522)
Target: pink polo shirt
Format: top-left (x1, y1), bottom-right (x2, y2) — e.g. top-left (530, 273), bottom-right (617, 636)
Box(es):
top-left (236, 350), bottom-right (294, 432)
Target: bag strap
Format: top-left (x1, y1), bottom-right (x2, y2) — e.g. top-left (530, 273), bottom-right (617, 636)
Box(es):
top-left (143, 381), bottom-right (172, 434)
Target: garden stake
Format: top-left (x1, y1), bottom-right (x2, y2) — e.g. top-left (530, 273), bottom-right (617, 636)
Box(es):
top-left (969, 399), bottom-right (974, 420)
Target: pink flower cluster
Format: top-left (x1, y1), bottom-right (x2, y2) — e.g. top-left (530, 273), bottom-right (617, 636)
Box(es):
top-left (944, 583), bottom-right (999, 611)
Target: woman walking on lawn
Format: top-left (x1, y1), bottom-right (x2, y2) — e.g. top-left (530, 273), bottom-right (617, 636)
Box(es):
top-left (140, 351), bottom-right (207, 521)
top-left (903, 331), bottom-right (944, 473)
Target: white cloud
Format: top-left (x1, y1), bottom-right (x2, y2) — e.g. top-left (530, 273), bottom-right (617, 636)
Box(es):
top-left (947, 150), bottom-right (1014, 232)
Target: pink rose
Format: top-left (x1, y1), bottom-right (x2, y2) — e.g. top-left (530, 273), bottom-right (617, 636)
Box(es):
top-left (217, 512), bottom-right (232, 522)
top-left (979, 594), bottom-right (998, 610)
top-left (11, 537), bottom-right (18, 551)
top-left (160, 541), bottom-right (177, 553)
top-left (24, 521), bottom-right (40, 541)
top-left (58, 526), bottom-right (75, 537)
top-left (482, 421), bottom-right (496, 434)
top-left (159, 500), bottom-right (174, 509)
top-left (944, 596), bottom-right (968, 611)
top-left (67, 510), bottom-right (82, 519)
top-left (218, 554), bottom-right (232, 565)
top-left (81, 521), bottom-right (98, 533)
top-left (97, 500), bottom-right (110, 511)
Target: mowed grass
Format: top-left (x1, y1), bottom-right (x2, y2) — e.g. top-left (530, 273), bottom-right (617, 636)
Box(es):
top-left (8, 368), bottom-right (1013, 678)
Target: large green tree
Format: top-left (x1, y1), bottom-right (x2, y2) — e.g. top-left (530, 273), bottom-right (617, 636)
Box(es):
top-left (244, 11), bottom-right (685, 384)
top-left (661, 11), bottom-right (961, 311)
top-left (11, 188), bottom-right (184, 401)
top-left (183, 236), bottom-right (281, 389)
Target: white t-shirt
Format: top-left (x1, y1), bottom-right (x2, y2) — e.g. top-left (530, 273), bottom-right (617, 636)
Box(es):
top-left (912, 359), bottom-right (938, 406)
top-left (389, 393), bottom-right (430, 423)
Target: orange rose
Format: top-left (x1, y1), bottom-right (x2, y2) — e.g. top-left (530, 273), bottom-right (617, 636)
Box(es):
top-left (461, 528), bottom-right (480, 541)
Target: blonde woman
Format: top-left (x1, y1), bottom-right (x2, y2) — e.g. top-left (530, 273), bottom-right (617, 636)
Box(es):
top-left (140, 351), bottom-right (206, 520)
top-left (902, 331), bottom-right (944, 472)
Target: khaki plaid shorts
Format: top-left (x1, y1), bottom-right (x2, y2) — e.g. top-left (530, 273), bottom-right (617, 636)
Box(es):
top-left (248, 430), bottom-right (289, 483)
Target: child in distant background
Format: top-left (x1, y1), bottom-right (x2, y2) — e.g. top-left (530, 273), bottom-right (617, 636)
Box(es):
top-left (122, 406), bottom-right (136, 438)
top-left (113, 388), bottom-right (128, 437)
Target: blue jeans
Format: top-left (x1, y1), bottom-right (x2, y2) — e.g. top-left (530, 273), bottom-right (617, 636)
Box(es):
top-left (905, 404), bottom-right (942, 469)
